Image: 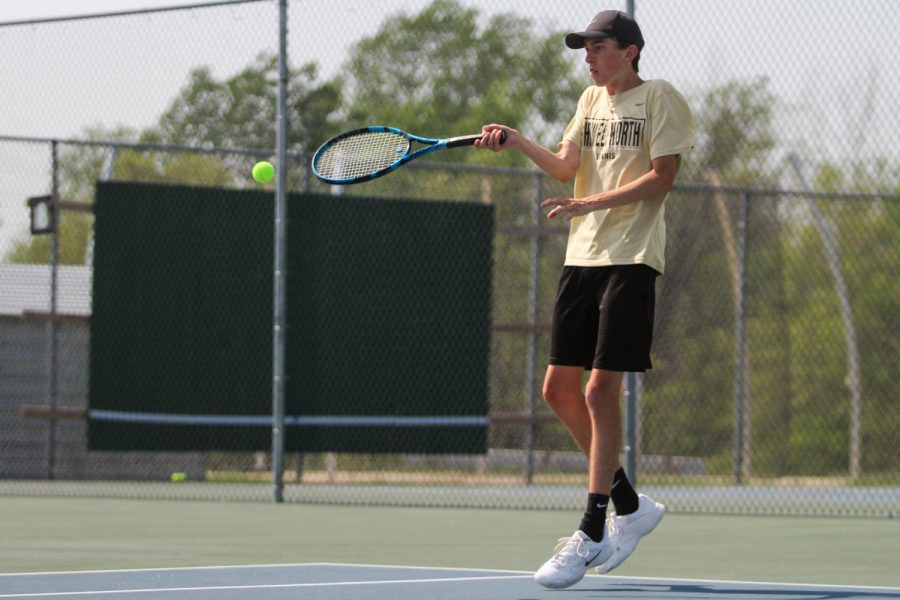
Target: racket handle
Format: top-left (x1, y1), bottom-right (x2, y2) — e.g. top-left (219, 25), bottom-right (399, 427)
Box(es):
top-left (447, 130), bottom-right (508, 148)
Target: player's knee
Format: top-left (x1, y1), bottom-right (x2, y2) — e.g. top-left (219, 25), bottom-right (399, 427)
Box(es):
top-left (542, 380), bottom-right (574, 413)
top-left (584, 378), bottom-right (620, 412)
top-left (541, 380), bottom-right (561, 408)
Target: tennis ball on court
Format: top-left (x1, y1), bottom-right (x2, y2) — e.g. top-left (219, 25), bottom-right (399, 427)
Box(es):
top-left (252, 161), bottom-right (275, 184)
top-left (170, 472), bottom-right (187, 483)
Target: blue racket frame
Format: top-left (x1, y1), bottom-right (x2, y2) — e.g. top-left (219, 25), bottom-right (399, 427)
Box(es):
top-left (312, 126), bottom-right (503, 185)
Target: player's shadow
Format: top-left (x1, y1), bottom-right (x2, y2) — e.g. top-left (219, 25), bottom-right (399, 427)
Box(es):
top-left (545, 583), bottom-right (900, 598)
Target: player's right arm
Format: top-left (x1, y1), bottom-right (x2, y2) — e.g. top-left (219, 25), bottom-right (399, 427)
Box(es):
top-left (476, 125), bottom-right (580, 182)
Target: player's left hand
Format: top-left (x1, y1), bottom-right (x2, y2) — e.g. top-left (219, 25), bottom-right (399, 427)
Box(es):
top-left (541, 196), bottom-right (593, 220)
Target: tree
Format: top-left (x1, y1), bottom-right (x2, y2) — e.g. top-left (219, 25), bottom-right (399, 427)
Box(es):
top-left (687, 76), bottom-right (777, 186)
top-left (341, 0), bottom-right (584, 166)
top-left (149, 53), bottom-right (342, 152)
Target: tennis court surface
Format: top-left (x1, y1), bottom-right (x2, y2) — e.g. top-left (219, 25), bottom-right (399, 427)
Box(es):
top-left (3, 563), bottom-right (899, 599)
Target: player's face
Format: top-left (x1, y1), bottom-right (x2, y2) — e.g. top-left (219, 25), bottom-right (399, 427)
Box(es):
top-left (583, 38), bottom-right (632, 86)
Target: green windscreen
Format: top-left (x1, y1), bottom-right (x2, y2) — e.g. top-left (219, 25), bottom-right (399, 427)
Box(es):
top-left (88, 182), bottom-right (492, 453)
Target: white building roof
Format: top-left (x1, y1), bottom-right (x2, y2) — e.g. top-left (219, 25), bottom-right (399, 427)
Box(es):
top-left (0, 263), bottom-right (92, 316)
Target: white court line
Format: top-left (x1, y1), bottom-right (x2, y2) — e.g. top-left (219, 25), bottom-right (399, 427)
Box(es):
top-left (0, 564), bottom-right (335, 578)
top-left (325, 563), bottom-right (900, 591)
top-left (0, 562), bottom-right (531, 578)
top-left (0, 574), bottom-right (532, 598)
top-left (316, 562), bottom-right (534, 575)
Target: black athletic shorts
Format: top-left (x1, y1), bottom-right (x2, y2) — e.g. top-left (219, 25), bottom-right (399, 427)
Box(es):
top-left (549, 264), bottom-right (659, 372)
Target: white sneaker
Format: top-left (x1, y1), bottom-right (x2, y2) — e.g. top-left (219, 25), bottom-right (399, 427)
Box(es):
top-left (534, 529), bottom-right (613, 589)
top-left (594, 493), bottom-right (665, 574)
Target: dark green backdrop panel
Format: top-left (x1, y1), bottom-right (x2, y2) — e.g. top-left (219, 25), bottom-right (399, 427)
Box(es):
top-left (88, 182), bottom-right (491, 453)
top-left (88, 182), bottom-right (273, 451)
top-left (285, 194), bottom-right (493, 452)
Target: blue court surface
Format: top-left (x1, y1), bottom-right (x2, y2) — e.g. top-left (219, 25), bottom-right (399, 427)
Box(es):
top-left (1, 564), bottom-right (898, 599)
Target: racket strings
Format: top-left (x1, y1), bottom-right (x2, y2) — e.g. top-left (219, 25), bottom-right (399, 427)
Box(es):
top-left (315, 132), bottom-right (410, 180)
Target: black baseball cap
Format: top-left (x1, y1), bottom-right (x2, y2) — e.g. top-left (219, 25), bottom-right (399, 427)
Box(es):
top-left (565, 10), bottom-right (644, 50)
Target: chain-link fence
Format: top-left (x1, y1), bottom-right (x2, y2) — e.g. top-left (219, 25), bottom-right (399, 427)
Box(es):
top-left (1, 1), bottom-right (898, 516)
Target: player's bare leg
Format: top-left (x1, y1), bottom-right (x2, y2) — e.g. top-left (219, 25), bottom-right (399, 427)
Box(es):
top-left (583, 368), bottom-right (624, 495)
top-left (541, 365), bottom-right (592, 454)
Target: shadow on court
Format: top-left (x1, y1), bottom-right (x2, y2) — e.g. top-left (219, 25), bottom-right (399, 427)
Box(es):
top-left (564, 581), bottom-right (900, 599)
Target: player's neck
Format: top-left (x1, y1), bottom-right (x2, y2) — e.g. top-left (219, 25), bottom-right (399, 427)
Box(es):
top-left (606, 70), bottom-right (643, 96)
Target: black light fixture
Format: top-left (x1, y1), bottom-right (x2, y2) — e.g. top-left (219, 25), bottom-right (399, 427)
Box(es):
top-left (28, 195), bottom-right (55, 235)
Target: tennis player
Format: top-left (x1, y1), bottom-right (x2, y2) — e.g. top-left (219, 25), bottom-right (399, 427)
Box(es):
top-left (476, 9), bottom-right (695, 589)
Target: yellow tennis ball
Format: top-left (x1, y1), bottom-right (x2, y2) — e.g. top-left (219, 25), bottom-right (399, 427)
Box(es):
top-left (170, 472), bottom-right (186, 483)
top-left (252, 161), bottom-right (275, 183)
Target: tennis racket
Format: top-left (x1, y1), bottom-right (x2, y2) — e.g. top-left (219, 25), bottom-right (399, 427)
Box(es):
top-left (312, 126), bottom-right (505, 185)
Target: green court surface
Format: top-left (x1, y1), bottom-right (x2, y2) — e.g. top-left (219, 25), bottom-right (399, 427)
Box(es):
top-left (1, 496), bottom-right (898, 588)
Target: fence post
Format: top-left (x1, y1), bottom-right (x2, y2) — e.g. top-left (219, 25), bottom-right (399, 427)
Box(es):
top-left (523, 172), bottom-right (543, 485)
top-left (623, 372), bottom-right (638, 484)
top-left (46, 141), bottom-right (61, 480)
top-left (733, 191), bottom-right (750, 484)
top-left (623, 0), bottom-right (639, 486)
top-left (271, 0), bottom-right (289, 503)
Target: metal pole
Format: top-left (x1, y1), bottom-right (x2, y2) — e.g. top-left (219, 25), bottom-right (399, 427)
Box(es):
top-left (733, 192), bottom-right (750, 484)
top-left (622, 306), bottom-right (640, 478)
top-left (622, 0), bottom-right (639, 485)
top-left (523, 173), bottom-right (542, 485)
top-left (271, 0), bottom-right (289, 503)
top-left (46, 141), bottom-right (61, 480)
top-left (623, 372), bottom-right (637, 484)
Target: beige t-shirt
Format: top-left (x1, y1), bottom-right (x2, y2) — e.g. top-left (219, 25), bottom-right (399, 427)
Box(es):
top-left (560, 79), bottom-right (695, 273)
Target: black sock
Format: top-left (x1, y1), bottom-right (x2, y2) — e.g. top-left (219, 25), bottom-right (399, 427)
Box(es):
top-left (578, 493), bottom-right (609, 542)
top-left (610, 467), bottom-right (640, 516)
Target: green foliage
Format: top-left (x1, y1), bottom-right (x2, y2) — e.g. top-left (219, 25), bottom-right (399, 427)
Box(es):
top-left (114, 150), bottom-right (234, 187)
top-left (801, 165), bottom-right (900, 474)
top-left (59, 125), bottom-right (138, 204)
top-left (5, 213), bottom-right (92, 266)
top-left (687, 76), bottom-right (776, 185)
top-left (814, 157), bottom-right (900, 195)
top-left (342, 0), bottom-right (583, 163)
top-left (150, 53), bottom-right (343, 151)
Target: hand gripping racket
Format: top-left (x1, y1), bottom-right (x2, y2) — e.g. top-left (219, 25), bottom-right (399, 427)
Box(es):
top-left (312, 126), bottom-right (505, 185)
